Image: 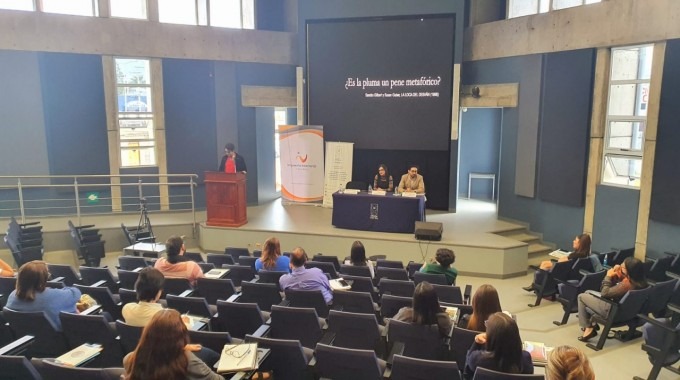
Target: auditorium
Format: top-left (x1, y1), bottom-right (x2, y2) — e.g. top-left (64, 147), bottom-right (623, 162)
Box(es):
top-left (0, 0), bottom-right (679, 379)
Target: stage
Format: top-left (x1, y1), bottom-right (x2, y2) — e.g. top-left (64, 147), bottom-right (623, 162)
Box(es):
top-left (199, 198), bottom-right (529, 278)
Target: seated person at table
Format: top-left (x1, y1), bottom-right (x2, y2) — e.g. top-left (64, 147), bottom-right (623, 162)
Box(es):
top-left (420, 248), bottom-right (458, 285)
top-left (122, 267), bottom-right (166, 326)
top-left (0, 258), bottom-right (15, 277)
top-left (124, 309), bottom-right (222, 380)
top-left (255, 236), bottom-right (290, 273)
top-left (5, 260), bottom-right (81, 331)
top-left (154, 235), bottom-right (204, 286)
top-left (464, 312), bottom-right (534, 379)
top-left (279, 247), bottom-right (333, 304)
top-left (343, 240), bottom-right (375, 278)
top-left (391, 281), bottom-right (452, 336)
top-left (373, 164), bottom-right (394, 192)
top-left (397, 165), bottom-right (425, 194)
top-left (522, 233), bottom-right (592, 292)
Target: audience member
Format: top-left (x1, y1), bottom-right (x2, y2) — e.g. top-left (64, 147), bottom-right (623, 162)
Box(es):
top-left (397, 165), bottom-right (425, 194)
top-left (420, 248), bottom-right (458, 285)
top-left (373, 164), bottom-right (394, 192)
top-left (545, 345), bottom-right (595, 380)
top-left (577, 256), bottom-right (648, 342)
top-left (122, 267), bottom-right (165, 327)
top-left (343, 240), bottom-right (375, 278)
top-left (391, 281), bottom-right (452, 336)
top-left (155, 235), bottom-right (203, 286)
top-left (464, 312), bottom-right (533, 379)
top-left (279, 246), bottom-right (333, 304)
top-left (523, 233), bottom-right (591, 292)
top-left (255, 237), bottom-right (290, 272)
top-left (461, 284), bottom-right (503, 332)
top-left (0, 257), bottom-right (14, 277)
top-left (5, 260), bottom-right (81, 330)
top-left (123, 309), bottom-right (222, 380)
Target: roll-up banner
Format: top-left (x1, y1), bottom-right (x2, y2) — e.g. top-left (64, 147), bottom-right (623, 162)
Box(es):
top-left (279, 125), bottom-right (325, 203)
top-left (322, 141), bottom-right (354, 208)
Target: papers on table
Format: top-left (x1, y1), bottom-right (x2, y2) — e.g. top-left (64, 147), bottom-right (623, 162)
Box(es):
top-left (548, 249), bottom-right (570, 259)
top-left (217, 343), bottom-right (259, 374)
top-left (371, 190), bottom-right (386, 196)
top-left (444, 306), bottom-right (460, 324)
top-left (55, 343), bottom-right (102, 367)
top-left (401, 192), bottom-right (418, 198)
top-left (204, 268), bottom-right (230, 279)
top-left (343, 189), bottom-right (360, 195)
top-left (523, 341), bottom-right (553, 365)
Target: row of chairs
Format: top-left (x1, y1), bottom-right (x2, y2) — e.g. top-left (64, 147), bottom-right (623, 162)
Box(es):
top-left (67, 220), bottom-right (105, 267)
top-left (5, 217), bottom-right (43, 267)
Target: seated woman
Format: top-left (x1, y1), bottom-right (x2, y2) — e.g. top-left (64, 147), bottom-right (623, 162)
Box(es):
top-left (545, 345), bottom-right (595, 380)
top-left (5, 260), bottom-right (81, 331)
top-left (523, 233), bottom-right (592, 292)
top-left (254, 237), bottom-right (290, 272)
top-left (123, 309), bottom-right (222, 380)
top-left (343, 240), bottom-right (375, 278)
top-left (391, 281), bottom-right (452, 336)
top-left (460, 284), bottom-right (503, 332)
top-left (420, 248), bottom-right (458, 285)
top-left (577, 256), bottom-right (648, 341)
top-left (154, 235), bottom-right (203, 286)
top-left (373, 164), bottom-right (394, 192)
top-left (0, 258), bottom-right (15, 277)
top-left (464, 312), bottom-right (533, 379)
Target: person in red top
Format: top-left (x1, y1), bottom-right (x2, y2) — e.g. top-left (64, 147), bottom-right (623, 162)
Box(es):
top-left (218, 143), bottom-right (247, 174)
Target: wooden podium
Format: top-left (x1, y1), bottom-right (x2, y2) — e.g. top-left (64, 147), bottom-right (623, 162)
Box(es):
top-left (205, 171), bottom-right (247, 227)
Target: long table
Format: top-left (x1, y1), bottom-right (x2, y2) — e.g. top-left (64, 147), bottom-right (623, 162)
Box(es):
top-left (332, 191), bottom-right (425, 233)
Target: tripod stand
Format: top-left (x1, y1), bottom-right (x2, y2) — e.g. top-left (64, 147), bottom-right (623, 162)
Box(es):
top-left (135, 197), bottom-right (155, 244)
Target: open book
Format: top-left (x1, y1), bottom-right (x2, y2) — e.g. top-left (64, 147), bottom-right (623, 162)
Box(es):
top-left (55, 343), bottom-right (102, 367)
top-left (523, 341), bottom-right (553, 364)
top-left (548, 249), bottom-right (570, 259)
top-left (217, 343), bottom-right (259, 374)
top-left (444, 306), bottom-right (460, 324)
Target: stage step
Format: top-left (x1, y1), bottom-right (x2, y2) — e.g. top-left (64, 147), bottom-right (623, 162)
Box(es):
top-left (494, 226), bottom-right (554, 267)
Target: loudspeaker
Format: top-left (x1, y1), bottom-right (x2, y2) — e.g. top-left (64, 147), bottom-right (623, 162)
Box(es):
top-left (414, 221), bottom-right (443, 241)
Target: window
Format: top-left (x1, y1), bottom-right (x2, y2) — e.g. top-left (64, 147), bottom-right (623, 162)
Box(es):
top-left (110, 0), bottom-right (147, 19)
top-left (0, 0), bottom-right (34, 11)
top-left (602, 45), bottom-right (653, 188)
top-left (158, 0), bottom-right (254, 28)
top-left (42, 0), bottom-right (97, 16)
top-left (115, 58), bottom-right (156, 167)
top-left (508, 0), bottom-right (600, 18)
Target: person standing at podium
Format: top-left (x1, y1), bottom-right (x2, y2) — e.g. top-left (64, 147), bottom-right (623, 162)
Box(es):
top-left (218, 143), bottom-right (247, 174)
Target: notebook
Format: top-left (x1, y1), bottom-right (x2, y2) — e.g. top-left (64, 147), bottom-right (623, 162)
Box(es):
top-left (217, 343), bottom-right (259, 374)
top-left (548, 249), bottom-right (570, 259)
top-left (330, 278), bottom-right (352, 291)
top-left (523, 341), bottom-right (553, 364)
top-left (55, 343), bottom-right (102, 367)
top-left (444, 306), bottom-right (460, 324)
top-left (204, 268), bottom-right (230, 279)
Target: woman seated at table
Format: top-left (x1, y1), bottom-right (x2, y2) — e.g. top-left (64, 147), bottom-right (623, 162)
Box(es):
top-left (255, 236), bottom-right (290, 273)
top-left (460, 284), bottom-right (503, 332)
top-left (123, 309), bottom-right (222, 380)
top-left (5, 260), bottom-right (81, 331)
top-left (464, 312), bottom-right (534, 379)
top-left (522, 233), bottom-right (591, 292)
top-left (420, 248), bottom-right (458, 285)
top-left (373, 164), bottom-right (394, 192)
top-left (391, 281), bottom-right (452, 336)
top-left (343, 240), bottom-right (375, 278)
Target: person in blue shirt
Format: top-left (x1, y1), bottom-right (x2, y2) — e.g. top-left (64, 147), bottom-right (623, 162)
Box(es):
top-left (279, 247), bottom-right (333, 304)
top-left (254, 236), bottom-right (290, 273)
top-left (6, 260), bottom-right (81, 331)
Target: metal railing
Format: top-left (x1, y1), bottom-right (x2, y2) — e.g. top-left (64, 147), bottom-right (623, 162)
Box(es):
top-left (0, 174), bottom-right (198, 228)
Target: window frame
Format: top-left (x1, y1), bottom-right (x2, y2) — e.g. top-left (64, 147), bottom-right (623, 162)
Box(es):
top-left (507, 0), bottom-right (601, 19)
